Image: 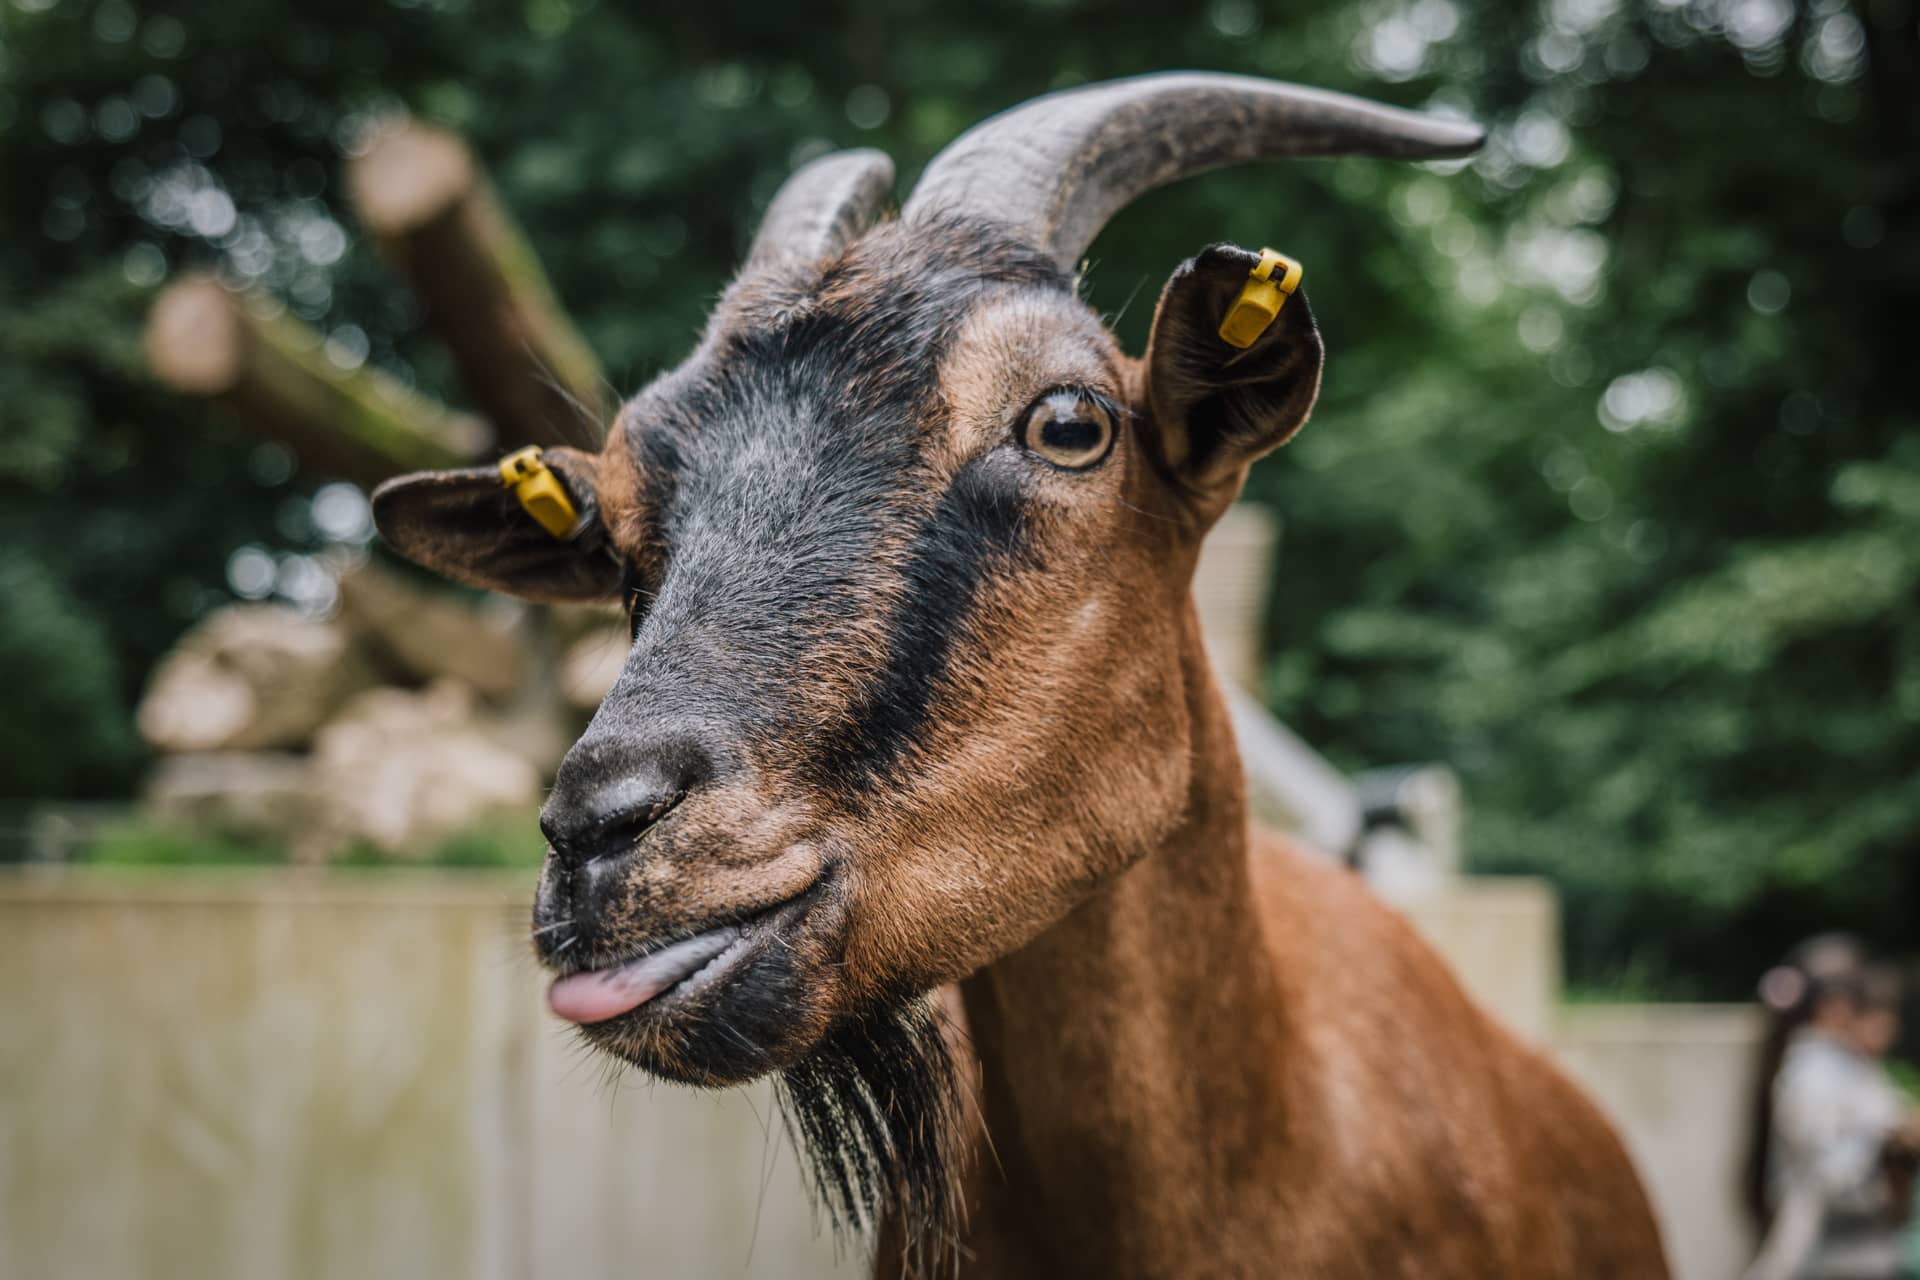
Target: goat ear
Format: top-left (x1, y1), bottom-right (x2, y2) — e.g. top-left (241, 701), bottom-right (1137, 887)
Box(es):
top-left (1141, 243), bottom-right (1325, 495)
top-left (370, 446), bottom-right (623, 602)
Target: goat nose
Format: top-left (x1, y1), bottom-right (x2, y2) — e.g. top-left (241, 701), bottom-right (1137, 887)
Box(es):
top-left (540, 735), bottom-right (712, 867)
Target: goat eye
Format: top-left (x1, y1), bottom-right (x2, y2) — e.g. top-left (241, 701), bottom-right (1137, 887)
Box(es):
top-left (1018, 390), bottom-right (1115, 471)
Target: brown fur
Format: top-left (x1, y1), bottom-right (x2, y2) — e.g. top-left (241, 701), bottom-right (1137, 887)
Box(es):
top-left (884, 611), bottom-right (1668, 1278)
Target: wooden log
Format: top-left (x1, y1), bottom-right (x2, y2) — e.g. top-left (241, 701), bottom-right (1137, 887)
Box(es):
top-left (135, 603), bottom-right (379, 753)
top-left (347, 119), bottom-right (610, 450)
top-left (145, 274), bottom-right (490, 487)
top-left (333, 560), bottom-right (527, 701)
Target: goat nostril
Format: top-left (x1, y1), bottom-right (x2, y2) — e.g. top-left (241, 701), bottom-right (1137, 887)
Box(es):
top-left (545, 733), bottom-right (715, 867)
top-left (552, 787), bottom-right (687, 867)
top-left (591, 790), bottom-right (685, 859)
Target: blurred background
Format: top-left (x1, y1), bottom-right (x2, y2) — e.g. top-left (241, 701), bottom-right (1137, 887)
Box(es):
top-left (1, 0), bottom-right (1915, 1277)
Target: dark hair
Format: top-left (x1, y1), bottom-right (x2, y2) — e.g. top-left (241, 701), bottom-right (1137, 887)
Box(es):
top-left (1742, 934), bottom-right (1868, 1228)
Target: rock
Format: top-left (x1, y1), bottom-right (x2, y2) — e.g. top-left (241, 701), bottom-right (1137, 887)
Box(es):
top-left (335, 561), bottom-right (526, 699)
top-left (144, 752), bottom-right (314, 843)
top-left (136, 605), bottom-right (378, 752)
top-left (303, 681), bottom-right (542, 860)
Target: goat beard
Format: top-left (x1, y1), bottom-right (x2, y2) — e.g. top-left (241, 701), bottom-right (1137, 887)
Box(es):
top-left (776, 994), bottom-right (969, 1279)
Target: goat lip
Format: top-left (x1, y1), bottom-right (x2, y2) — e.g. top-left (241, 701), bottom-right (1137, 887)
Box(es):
top-left (546, 884), bottom-right (821, 1026)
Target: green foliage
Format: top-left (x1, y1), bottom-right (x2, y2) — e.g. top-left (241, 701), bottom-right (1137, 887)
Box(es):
top-left (84, 820), bottom-right (280, 867)
top-left (0, 547), bottom-right (141, 797)
top-left (3, 0), bottom-right (1914, 993)
top-left (1891, 1058), bottom-right (1918, 1100)
top-left (83, 813), bottom-right (545, 869)
top-left (331, 812), bottom-right (546, 869)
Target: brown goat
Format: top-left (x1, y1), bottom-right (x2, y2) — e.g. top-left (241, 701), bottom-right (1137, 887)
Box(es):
top-left (373, 73), bottom-right (1668, 1279)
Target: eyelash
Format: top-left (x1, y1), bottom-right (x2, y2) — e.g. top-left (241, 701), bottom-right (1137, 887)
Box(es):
top-left (621, 565), bottom-right (650, 637)
top-left (1028, 387), bottom-right (1124, 424)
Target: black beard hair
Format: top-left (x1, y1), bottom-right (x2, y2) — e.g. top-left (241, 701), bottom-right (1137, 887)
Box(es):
top-left (776, 996), bottom-right (968, 1279)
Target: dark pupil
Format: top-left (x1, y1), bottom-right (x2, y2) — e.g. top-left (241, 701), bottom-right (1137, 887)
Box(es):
top-left (1041, 415), bottom-right (1103, 455)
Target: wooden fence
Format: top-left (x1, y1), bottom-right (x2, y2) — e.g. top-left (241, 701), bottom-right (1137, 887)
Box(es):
top-left (0, 869), bottom-right (1758, 1280)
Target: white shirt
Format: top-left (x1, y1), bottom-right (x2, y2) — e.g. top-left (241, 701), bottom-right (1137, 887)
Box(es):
top-left (1744, 1030), bottom-right (1907, 1280)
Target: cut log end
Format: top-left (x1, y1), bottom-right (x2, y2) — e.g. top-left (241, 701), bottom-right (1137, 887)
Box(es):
top-left (145, 274), bottom-right (245, 396)
top-left (144, 272), bottom-right (490, 484)
top-left (348, 118), bottom-right (476, 236)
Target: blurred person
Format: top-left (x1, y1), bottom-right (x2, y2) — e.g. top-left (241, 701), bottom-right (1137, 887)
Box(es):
top-left (1743, 955), bottom-right (1919, 1280)
top-left (1747, 936), bottom-right (1873, 1228)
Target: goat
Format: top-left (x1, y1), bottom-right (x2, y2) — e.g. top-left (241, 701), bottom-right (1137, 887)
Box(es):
top-left (373, 72), bottom-right (1669, 1279)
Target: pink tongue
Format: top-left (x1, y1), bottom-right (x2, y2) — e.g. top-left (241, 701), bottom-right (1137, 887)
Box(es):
top-left (549, 966), bottom-right (671, 1024)
top-left (546, 926), bottom-right (744, 1025)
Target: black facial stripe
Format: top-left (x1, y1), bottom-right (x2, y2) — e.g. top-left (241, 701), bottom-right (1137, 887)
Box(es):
top-left (596, 218), bottom-right (1069, 784)
top-left (816, 453), bottom-right (1034, 791)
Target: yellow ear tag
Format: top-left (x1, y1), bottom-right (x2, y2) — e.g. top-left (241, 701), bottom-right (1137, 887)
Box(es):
top-left (1217, 248), bottom-right (1304, 350)
top-left (497, 446), bottom-right (581, 540)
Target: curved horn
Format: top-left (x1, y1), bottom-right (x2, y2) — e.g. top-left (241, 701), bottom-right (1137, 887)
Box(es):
top-left (903, 73), bottom-right (1484, 270)
top-left (745, 148), bottom-right (895, 268)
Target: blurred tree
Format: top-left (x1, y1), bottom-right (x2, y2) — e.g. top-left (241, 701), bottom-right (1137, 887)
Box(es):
top-left (0, 0), bottom-right (461, 799)
top-left (0, 0), bottom-right (1910, 993)
top-left (1222, 0), bottom-right (1920, 996)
